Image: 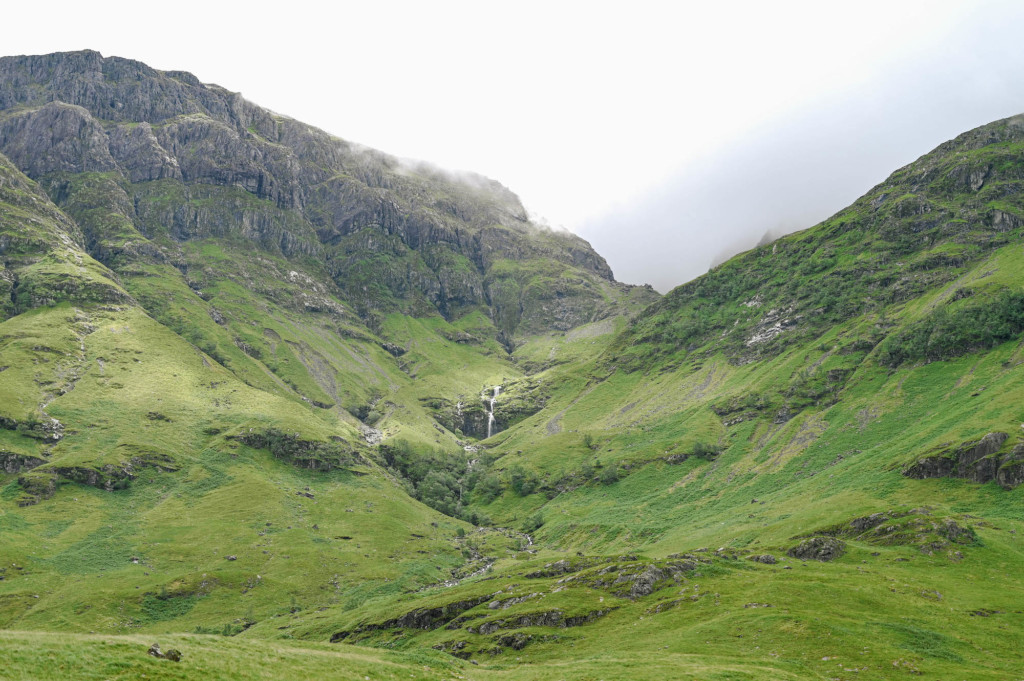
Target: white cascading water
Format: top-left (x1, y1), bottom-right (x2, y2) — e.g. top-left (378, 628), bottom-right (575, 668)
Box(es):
top-left (485, 385), bottom-right (501, 438)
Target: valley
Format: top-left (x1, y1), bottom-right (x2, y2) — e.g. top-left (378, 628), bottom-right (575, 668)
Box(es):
top-left (1, 51), bottom-right (1023, 680)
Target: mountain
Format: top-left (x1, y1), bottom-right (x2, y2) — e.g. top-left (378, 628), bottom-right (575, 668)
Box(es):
top-left (2, 51), bottom-right (1024, 680)
top-left (0, 50), bottom-right (649, 343)
top-left (0, 48), bottom-right (655, 493)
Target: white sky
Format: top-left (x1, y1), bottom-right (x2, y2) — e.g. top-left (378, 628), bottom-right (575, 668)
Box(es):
top-left (5, 1), bottom-right (1024, 289)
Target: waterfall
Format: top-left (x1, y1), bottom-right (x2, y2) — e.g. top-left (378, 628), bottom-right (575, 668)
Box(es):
top-left (485, 385), bottom-right (501, 438)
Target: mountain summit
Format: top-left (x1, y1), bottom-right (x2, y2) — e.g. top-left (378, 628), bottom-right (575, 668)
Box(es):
top-left (0, 50), bottom-right (651, 346)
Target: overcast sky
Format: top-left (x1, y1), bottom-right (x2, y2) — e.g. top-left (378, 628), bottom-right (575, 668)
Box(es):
top-left (6, 1), bottom-right (1024, 291)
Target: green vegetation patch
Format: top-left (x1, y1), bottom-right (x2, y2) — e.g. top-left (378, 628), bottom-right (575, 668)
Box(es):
top-left (880, 288), bottom-right (1024, 367)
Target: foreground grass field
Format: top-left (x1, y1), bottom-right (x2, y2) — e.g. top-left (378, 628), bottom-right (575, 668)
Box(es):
top-left (0, 629), bottom-right (807, 681)
top-left (0, 631), bottom-right (462, 681)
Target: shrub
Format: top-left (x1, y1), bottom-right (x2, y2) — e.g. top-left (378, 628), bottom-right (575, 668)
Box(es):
top-left (473, 473), bottom-right (502, 503)
top-left (379, 439), bottom-right (493, 522)
top-left (692, 441), bottom-right (721, 459)
top-left (599, 463), bottom-right (619, 485)
top-left (509, 465), bottom-right (538, 496)
top-left (880, 289), bottom-right (1024, 367)
top-left (522, 512), bottom-right (544, 533)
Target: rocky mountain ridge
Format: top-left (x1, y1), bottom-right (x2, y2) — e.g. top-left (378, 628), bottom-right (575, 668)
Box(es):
top-left (0, 50), bottom-right (649, 346)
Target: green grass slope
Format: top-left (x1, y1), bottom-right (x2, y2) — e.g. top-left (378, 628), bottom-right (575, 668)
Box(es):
top-left (0, 154), bottom-right (498, 638)
top-left (6, 62), bottom-right (1024, 680)
top-left (470, 113), bottom-right (1024, 547)
top-left (255, 114), bottom-right (1024, 679)
top-left (0, 630), bottom-right (462, 681)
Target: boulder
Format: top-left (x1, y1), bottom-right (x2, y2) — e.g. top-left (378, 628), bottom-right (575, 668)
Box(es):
top-left (849, 513), bottom-right (889, 532)
top-left (787, 536), bottom-right (845, 562)
top-left (628, 565), bottom-right (668, 598)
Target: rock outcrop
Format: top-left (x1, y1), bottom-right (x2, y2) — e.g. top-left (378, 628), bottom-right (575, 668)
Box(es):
top-left (904, 433), bottom-right (1024, 488)
top-left (0, 451), bottom-right (45, 474)
top-left (0, 51), bottom-right (652, 342)
top-left (799, 509), bottom-right (979, 556)
top-left (330, 594), bottom-right (494, 643)
top-left (787, 536), bottom-right (846, 561)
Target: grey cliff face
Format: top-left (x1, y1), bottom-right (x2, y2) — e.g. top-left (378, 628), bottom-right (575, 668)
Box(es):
top-left (0, 50), bottom-right (640, 340)
top-left (0, 101), bottom-right (117, 176)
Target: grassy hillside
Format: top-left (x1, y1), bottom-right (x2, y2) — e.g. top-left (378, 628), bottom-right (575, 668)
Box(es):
top-left (4, 54), bottom-right (1024, 680)
top-left (257, 113), bottom-right (1024, 678)
top-left (0, 630), bottom-right (462, 681)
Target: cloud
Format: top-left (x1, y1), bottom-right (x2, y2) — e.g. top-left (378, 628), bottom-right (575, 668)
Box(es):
top-left (579, 4), bottom-right (1024, 292)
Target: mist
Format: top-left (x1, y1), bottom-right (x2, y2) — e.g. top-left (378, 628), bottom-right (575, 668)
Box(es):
top-left (580, 9), bottom-right (1024, 293)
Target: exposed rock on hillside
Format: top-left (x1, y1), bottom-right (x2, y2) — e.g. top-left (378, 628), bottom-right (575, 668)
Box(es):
top-left (331, 594), bottom-right (495, 642)
top-left (0, 50), bottom-right (653, 341)
top-left (787, 537), bottom-right (846, 562)
top-left (801, 510), bottom-right (979, 556)
top-left (237, 429), bottom-right (360, 471)
top-left (904, 432), bottom-right (1024, 488)
top-left (0, 451), bottom-right (45, 474)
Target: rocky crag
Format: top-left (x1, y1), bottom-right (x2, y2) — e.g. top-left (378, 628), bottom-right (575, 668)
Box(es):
top-left (0, 50), bottom-right (653, 348)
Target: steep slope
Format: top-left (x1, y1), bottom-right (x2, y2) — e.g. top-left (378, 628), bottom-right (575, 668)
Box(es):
top-left (260, 113), bottom-right (1024, 679)
top-left (0, 50), bottom-right (655, 456)
top-left (4, 51), bottom-right (1024, 681)
top-left (0, 51), bottom-right (651, 649)
top-left (477, 111), bottom-right (1024, 536)
top-left (0, 152), bottom-right (504, 638)
top-left (615, 113), bottom-right (1024, 370)
top-left (0, 50), bottom-right (649, 349)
